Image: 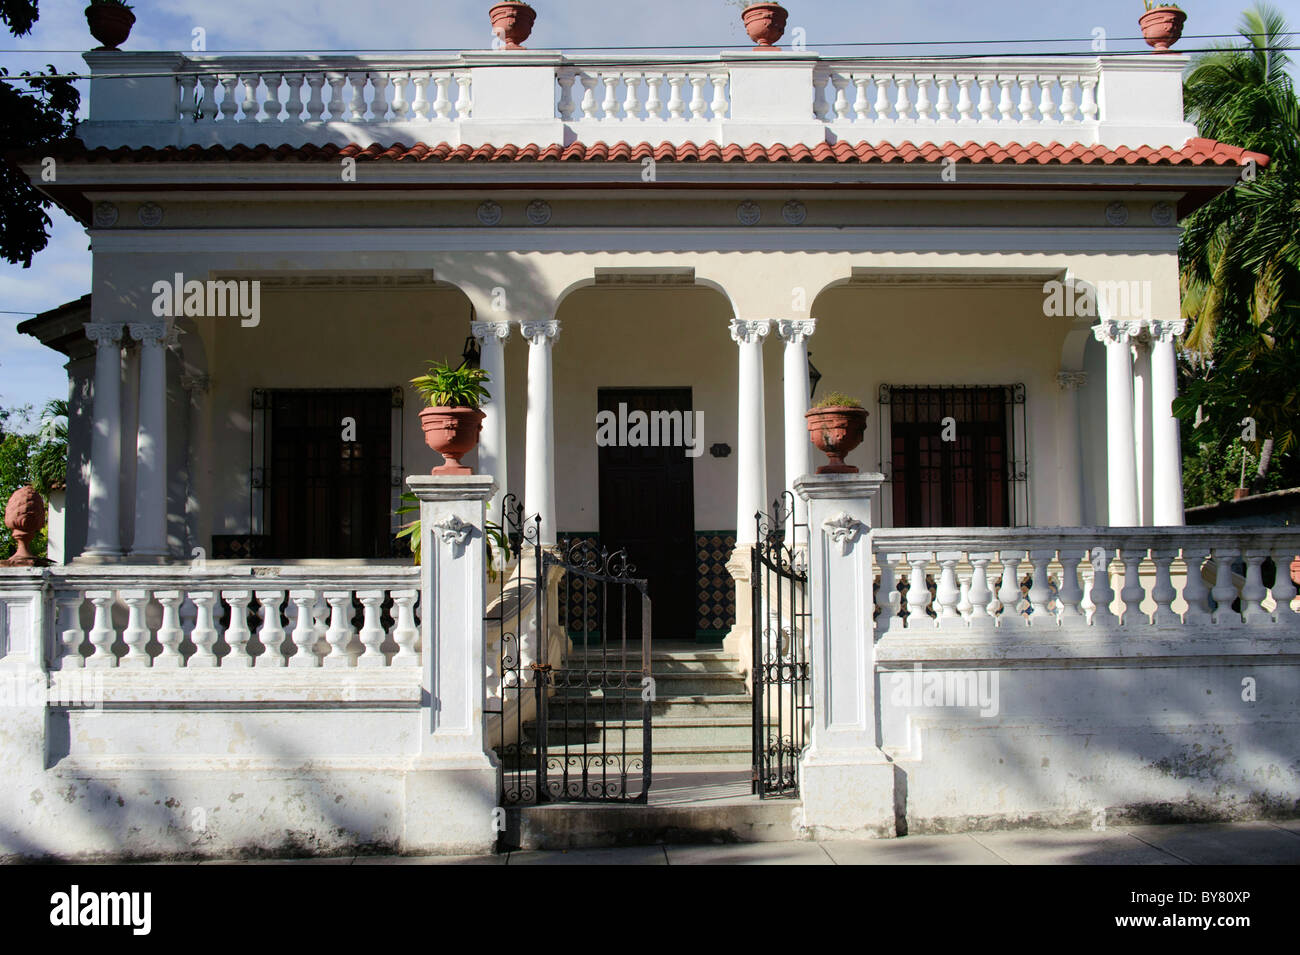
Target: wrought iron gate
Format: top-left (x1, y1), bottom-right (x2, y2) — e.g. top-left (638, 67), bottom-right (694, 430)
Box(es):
top-left (490, 501), bottom-right (653, 805)
top-left (751, 493), bottom-right (811, 798)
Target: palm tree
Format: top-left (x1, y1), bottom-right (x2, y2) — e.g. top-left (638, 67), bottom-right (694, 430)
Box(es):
top-left (1176, 4), bottom-right (1300, 486)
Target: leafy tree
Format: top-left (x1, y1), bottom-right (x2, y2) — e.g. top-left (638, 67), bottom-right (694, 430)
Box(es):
top-left (1175, 4), bottom-right (1300, 496)
top-left (0, 0), bottom-right (80, 267)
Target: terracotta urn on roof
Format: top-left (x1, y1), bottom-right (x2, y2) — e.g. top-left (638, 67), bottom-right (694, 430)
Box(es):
top-left (3, 485), bottom-right (48, 566)
top-left (489, 1), bottom-right (537, 50)
top-left (1138, 5), bottom-right (1187, 52)
top-left (85, 3), bottom-right (137, 52)
top-left (742, 2), bottom-right (789, 51)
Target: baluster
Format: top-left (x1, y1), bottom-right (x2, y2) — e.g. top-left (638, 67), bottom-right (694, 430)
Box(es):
top-left (967, 553), bottom-right (994, 627)
top-left (1211, 547), bottom-right (1242, 625)
top-left (623, 72), bottom-right (643, 121)
top-left (957, 568), bottom-right (973, 622)
top-left (347, 72), bottom-right (368, 122)
top-left (189, 592), bottom-right (219, 667)
top-left (1016, 75), bottom-right (1036, 123)
top-left (710, 70), bottom-right (729, 119)
top-left (600, 72), bottom-right (621, 119)
top-left (1181, 544), bottom-right (1214, 625)
top-left (935, 552), bottom-right (962, 626)
top-left (391, 590), bottom-right (420, 666)
top-left (1150, 548), bottom-right (1179, 626)
top-left (1057, 549), bottom-right (1086, 623)
top-left (389, 72), bottom-right (409, 121)
top-left (853, 76), bottom-right (872, 122)
top-left (56, 594), bottom-right (85, 669)
top-left (454, 74), bottom-right (472, 118)
top-left (914, 75), bottom-right (934, 124)
top-left (1240, 549), bottom-right (1269, 623)
top-left (289, 591), bottom-right (320, 668)
top-left (178, 75), bottom-right (198, 122)
top-left (1088, 547), bottom-right (1116, 626)
top-left (1269, 546), bottom-right (1298, 622)
top-left (665, 75), bottom-right (685, 120)
top-left (831, 74), bottom-right (851, 120)
top-left (812, 72), bottom-right (830, 121)
top-left (198, 75), bottom-right (219, 123)
top-left (218, 76), bottom-right (240, 122)
top-left (238, 73), bottom-right (259, 121)
top-left (645, 73), bottom-right (665, 120)
top-left (1059, 77), bottom-right (1079, 123)
top-left (120, 590), bottom-right (151, 669)
top-left (556, 71), bottom-right (577, 120)
top-left (433, 75), bottom-right (453, 121)
top-left (284, 73), bottom-right (306, 123)
top-left (326, 73), bottom-right (347, 121)
top-left (305, 74), bottom-right (327, 121)
top-left (1080, 76), bottom-right (1099, 122)
top-left (357, 591), bottom-right (387, 667)
top-left (1027, 549), bottom-right (1056, 626)
top-left (324, 592), bottom-right (356, 668)
top-left (254, 590), bottom-right (287, 667)
top-left (222, 591), bottom-right (253, 668)
top-left (933, 76), bottom-right (954, 123)
top-left (154, 591), bottom-right (184, 668)
top-left (1119, 545), bottom-right (1148, 627)
top-left (1036, 74), bottom-right (1058, 123)
top-left (907, 554), bottom-right (933, 629)
top-left (997, 550), bottom-right (1023, 626)
top-left (85, 591), bottom-right (117, 669)
top-left (371, 73), bottom-right (391, 121)
top-left (894, 75), bottom-right (915, 120)
top-left (873, 74), bottom-right (891, 121)
top-left (411, 73), bottom-right (431, 121)
top-left (996, 77), bottom-right (1015, 123)
top-left (689, 74), bottom-right (708, 119)
top-left (955, 76), bottom-right (975, 124)
top-left (876, 554), bottom-right (898, 632)
top-left (263, 73), bottom-right (283, 123)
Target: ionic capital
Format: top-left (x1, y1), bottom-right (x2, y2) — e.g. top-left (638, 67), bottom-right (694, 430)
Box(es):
top-left (1056, 371), bottom-right (1088, 391)
top-left (471, 320), bottom-right (513, 345)
top-left (520, 320), bottom-right (561, 346)
top-left (1147, 318), bottom-right (1187, 344)
top-left (1092, 319), bottom-right (1143, 346)
top-left (129, 321), bottom-right (176, 347)
top-left (776, 319), bottom-right (817, 345)
top-left (730, 319), bottom-right (771, 345)
top-left (85, 323), bottom-right (124, 347)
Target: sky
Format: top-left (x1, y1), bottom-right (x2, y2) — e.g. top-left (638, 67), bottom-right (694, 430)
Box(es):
top-left (0, 0), bottom-right (1294, 419)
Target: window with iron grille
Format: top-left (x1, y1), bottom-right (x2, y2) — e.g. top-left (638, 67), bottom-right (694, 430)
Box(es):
top-left (879, 385), bottom-right (1028, 528)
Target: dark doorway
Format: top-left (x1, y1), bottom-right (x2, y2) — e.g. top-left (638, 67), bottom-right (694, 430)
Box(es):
top-left (266, 389), bottom-right (394, 558)
top-left (597, 388), bottom-right (697, 640)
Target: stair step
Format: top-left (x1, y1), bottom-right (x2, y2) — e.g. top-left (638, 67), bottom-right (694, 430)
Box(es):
top-left (508, 799), bottom-right (799, 850)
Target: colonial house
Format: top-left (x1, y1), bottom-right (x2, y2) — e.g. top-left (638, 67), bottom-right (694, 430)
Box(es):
top-left (2, 4), bottom-right (1297, 858)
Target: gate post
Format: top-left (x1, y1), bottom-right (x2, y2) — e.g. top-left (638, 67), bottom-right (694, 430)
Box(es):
top-left (793, 473), bottom-right (896, 838)
top-left (403, 475), bottom-right (499, 854)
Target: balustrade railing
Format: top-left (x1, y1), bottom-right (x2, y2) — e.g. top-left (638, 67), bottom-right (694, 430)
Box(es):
top-left (873, 528), bottom-right (1300, 634)
top-left (47, 567), bottom-right (421, 670)
top-left (556, 66), bottom-right (729, 123)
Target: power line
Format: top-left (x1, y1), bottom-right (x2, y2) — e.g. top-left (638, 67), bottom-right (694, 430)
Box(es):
top-left (0, 311), bottom-right (39, 316)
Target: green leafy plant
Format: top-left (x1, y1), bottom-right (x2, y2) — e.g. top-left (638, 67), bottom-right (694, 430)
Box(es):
top-left (1143, 1), bottom-right (1183, 10)
top-left (410, 360), bottom-right (491, 409)
top-left (811, 392), bottom-right (864, 410)
top-left (396, 491), bottom-right (513, 578)
top-left (87, 1), bottom-right (134, 9)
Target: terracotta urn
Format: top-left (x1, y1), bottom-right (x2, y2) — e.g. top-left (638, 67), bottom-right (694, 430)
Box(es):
top-left (1138, 6), bottom-right (1187, 52)
top-left (1233, 487), bottom-right (1250, 501)
top-left (742, 2), bottom-right (788, 50)
top-left (489, 1), bottom-right (536, 50)
top-left (1291, 557), bottom-right (1300, 588)
top-left (4, 485), bottom-right (47, 566)
top-left (85, 4), bottom-right (136, 51)
top-left (420, 406), bottom-right (486, 475)
top-left (806, 406), bottom-right (869, 474)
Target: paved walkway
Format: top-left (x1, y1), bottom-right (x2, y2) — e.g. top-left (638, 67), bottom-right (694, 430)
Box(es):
top-left (192, 820), bottom-right (1300, 865)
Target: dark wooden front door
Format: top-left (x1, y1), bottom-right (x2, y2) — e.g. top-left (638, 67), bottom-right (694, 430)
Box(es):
top-left (267, 389), bottom-right (393, 559)
top-left (597, 388), bottom-right (696, 640)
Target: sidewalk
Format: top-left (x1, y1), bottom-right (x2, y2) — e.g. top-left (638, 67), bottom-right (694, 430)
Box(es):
top-left (190, 820), bottom-right (1300, 865)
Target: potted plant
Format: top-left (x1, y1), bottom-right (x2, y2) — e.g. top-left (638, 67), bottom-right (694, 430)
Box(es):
top-left (86, 0), bottom-right (136, 51)
top-left (742, 2), bottom-right (789, 50)
top-left (3, 486), bottom-right (49, 567)
top-left (411, 360), bottom-right (490, 475)
top-left (806, 392), bottom-right (869, 474)
top-left (489, 1), bottom-right (536, 50)
top-left (1138, 2), bottom-right (1186, 51)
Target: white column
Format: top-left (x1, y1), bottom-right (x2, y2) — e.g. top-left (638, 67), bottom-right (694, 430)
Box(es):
top-left (181, 374), bottom-right (211, 556)
top-left (1149, 318), bottom-right (1187, 526)
top-left (1056, 372), bottom-right (1086, 526)
top-left (521, 320), bottom-right (560, 546)
top-left (129, 322), bottom-right (173, 559)
top-left (472, 320), bottom-right (512, 524)
top-left (83, 324), bottom-right (124, 559)
top-left (1093, 320), bottom-right (1139, 527)
top-left (778, 319), bottom-right (815, 532)
top-left (732, 319), bottom-right (771, 544)
top-left (1131, 334), bottom-right (1152, 525)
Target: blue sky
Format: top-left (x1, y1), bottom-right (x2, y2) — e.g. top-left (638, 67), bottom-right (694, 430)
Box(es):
top-left (0, 0), bottom-right (1291, 418)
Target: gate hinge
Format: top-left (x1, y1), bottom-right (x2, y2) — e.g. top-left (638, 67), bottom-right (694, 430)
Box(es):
top-left (528, 663), bottom-right (553, 673)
